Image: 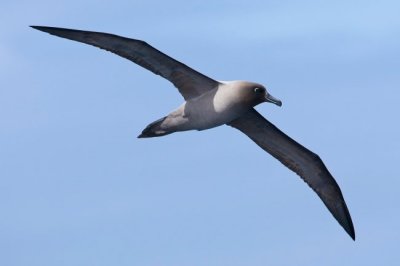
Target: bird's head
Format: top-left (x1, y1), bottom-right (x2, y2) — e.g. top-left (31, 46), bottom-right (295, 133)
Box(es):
top-left (237, 82), bottom-right (282, 107)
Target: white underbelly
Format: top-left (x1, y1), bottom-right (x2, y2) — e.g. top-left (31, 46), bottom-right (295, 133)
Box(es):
top-left (184, 95), bottom-right (246, 130)
top-left (164, 87), bottom-right (249, 132)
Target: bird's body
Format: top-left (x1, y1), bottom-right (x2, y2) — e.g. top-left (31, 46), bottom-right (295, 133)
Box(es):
top-left (140, 81), bottom-right (277, 137)
top-left (32, 26), bottom-right (355, 240)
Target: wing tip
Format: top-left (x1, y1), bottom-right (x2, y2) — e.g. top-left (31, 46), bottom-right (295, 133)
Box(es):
top-left (30, 25), bottom-right (70, 34)
top-left (336, 199), bottom-right (356, 241)
top-left (30, 25), bottom-right (64, 36)
top-left (30, 25), bottom-right (50, 32)
top-left (343, 220), bottom-right (356, 241)
top-left (343, 212), bottom-right (356, 241)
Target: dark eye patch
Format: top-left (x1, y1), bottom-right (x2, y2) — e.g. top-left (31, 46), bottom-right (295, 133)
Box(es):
top-left (254, 87), bottom-right (265, 93)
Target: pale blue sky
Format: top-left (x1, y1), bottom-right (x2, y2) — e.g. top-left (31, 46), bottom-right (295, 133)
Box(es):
top-left (1, 1), bottom-right (400, 265)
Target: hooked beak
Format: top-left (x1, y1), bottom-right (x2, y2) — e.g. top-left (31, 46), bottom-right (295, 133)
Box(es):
top-left (265, 93), bottom-right (282, 107)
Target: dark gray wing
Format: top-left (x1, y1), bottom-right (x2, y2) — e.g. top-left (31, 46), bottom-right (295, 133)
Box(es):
top-left (228, 109), bottom-right (355, 240)
top-left (31, 26), bottom-right (219, 100)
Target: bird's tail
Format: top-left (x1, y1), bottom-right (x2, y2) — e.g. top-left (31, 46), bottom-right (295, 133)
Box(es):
top-left (138, 116), bottom-right (171, 138)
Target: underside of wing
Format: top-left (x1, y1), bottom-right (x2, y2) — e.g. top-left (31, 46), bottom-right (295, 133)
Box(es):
top-left (228, 109), bottom-right (355, 240)
top-left (31, 26), bottom-right (220, 100)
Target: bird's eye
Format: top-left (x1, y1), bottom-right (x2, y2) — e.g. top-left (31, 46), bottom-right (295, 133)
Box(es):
top-left (254, 87), bottom-right (265, 94)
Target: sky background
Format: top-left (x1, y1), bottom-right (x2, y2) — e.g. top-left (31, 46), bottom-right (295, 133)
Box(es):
top-left (1, 0), bottom-right (400, 265)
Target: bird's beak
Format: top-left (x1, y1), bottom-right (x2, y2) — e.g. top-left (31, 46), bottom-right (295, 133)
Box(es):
top-left (265, 94), bottom-right (282, 107)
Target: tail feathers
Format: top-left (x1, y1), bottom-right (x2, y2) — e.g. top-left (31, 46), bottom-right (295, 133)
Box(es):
top-left (138, 116), bottom-right (171, 138)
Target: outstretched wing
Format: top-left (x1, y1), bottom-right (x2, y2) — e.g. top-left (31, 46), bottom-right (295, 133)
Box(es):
top-left (228, 109), bottom-right (355, 240)
top-left (31, 26), bottom-right (219, 100)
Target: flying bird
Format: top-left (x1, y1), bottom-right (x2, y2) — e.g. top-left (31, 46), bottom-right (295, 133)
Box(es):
top-left (31, 26), bottom-right (355, 240)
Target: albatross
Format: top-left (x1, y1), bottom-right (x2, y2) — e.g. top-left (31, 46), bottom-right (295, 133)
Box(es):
top-left (31, 26), bottom-right (355, 240)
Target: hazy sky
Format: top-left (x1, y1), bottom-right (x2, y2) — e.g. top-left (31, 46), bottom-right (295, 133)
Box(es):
top-left (1, 1), bottom-right (400, 265)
